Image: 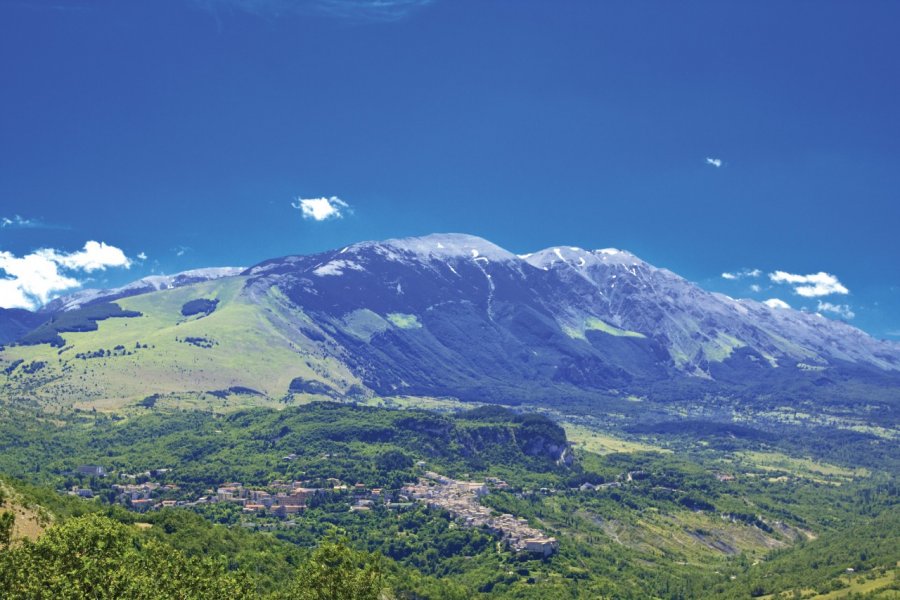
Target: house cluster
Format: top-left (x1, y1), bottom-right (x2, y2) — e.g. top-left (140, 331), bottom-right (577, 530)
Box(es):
top-left (66, 463), bottom-right (555, 558)
top-left (404, 472), bottom-right (558, 557)
top-left (77, 464), bottom-right (419, 517)
top-left (206, 478), bottom-right (417, 515)
top-left (112, 481), bottom-right (181, 511)
top-left (68, 486), bottom-right (95, 498)
top-left (200, 480), bottom-right (329, 516)
top-left (65, 465), bottom-right (111, 499)
top-left (345, 482), bottom-right (377, 512)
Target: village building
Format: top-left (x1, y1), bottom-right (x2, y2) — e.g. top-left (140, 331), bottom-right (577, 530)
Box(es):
top-left (524, 537), bottom-right (559, 557)
top-left (405, 474), bottom-right (558, 557)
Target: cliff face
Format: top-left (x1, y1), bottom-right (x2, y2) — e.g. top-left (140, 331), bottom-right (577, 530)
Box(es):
top-left (389, 406), bottom-right (571, 467)
top-left (450, 408), bottom-right (572, 467)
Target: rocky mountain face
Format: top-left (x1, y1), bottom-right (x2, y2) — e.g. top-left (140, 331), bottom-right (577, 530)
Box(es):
top-left (2, 233), bottom-right (898, 407)
top-left (240, 234), bottom-right (899, 398)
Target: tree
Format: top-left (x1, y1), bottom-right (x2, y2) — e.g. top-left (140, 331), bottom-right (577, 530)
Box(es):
top-left (0, 514), bottom-right (253, 599)
top-left (276, 534), bottom-right (388, 600)
top-left (0, 511), bottom-right (14, 549)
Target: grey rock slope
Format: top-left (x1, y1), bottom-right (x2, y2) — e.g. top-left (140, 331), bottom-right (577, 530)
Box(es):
top-left (4, 233), bottom-right (897, 405)
top-left (242, 233), bottom-right (900, 401)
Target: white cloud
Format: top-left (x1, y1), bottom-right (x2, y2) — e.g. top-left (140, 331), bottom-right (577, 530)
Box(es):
top-left (721, 268), bottom-right (761, 281)
top-left (750, 284), bottom-right (761, 292)
top-left (137, 252), bottom-right (148, 261)
top-left (770, 270), bottom-right (849, 297)
top-left (0, 280), bottom-right (33, 309)
top-left (705, 157), bottom-right (722, 168)
top-left (1, 215), bottom-right (42, 229)
top-left (292, 196), bottom-right (350, 221)
top-left (817, 301), bottom-right (855, 320)
top-left (764, 298), bottom-right (791, 310)
top-left (0, 241), bottom-right (131, 309)
top-left (0, 214), bottom-right (67, 230)
top-left (2, 216), bottom-right (30, 228)
top-left (0, 251), bottom-right (79, 309)
top-left (45, 241), bottom-right (131, 272)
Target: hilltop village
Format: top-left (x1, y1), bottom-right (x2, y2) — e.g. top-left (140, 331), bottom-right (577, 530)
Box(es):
top-left (405, 472), bottom-right (558, 557)
top-left (67, 464), bottom-right (559, 557)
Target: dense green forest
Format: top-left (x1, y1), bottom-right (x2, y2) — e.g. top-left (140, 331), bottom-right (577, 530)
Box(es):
top-left (0, 402), bottom-right (897, 598)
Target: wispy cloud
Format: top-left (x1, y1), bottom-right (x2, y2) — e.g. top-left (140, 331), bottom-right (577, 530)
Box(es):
top-left (1, 215), bottom-right (36, 229)
top-left (292, 196), bottom-right (351, 221)
top-left (705, 157), bottom-right (723, 168)
top-left (172, 245), bottom-right (192, 257)
top-left (770, 270), bottom-right (849, 298)
top-left (0, 241), bottom-right (132, 309)
top-left (817, 301), bottom-right (855, 320)
top-left (764, 298), bottom-right (791, 310)
top-left (721, 268), bottom-right (761, 280)
top-left (137, 252), bottom-right (148, 261)
top-left (1, 214), bottom-right (67, 230)
top-left (193, 0), bottom-right (433, 22)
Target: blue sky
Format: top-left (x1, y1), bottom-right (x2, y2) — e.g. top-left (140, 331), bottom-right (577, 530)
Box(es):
top-left (1, 0), bottom-right (898, 338)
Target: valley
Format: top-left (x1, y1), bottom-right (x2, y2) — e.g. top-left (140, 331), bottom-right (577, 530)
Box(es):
top-left (0, 398), bottom-right (897, 598)
top-left (0, 235), bottom-right (898, 598)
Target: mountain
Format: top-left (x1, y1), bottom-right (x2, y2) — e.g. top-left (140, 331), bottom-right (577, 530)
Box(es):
top-left (242, 233), bottom-right (899, 393)
top-left (0, 308), bottom-right (48, 346)
top-left (1, 234), bottom-right (898, 416)
top-left (39, 267), bottom-right (245, 313)
top-left (0, 266), bottom-right (242, 348)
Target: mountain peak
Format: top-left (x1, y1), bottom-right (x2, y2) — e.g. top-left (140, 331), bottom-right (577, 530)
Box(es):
top-left (349, 233), bottom-right (518, 263)
top-left (5, 232), bottom-right (900, 410)
top-left (522, 245), bottom-right (647, 271)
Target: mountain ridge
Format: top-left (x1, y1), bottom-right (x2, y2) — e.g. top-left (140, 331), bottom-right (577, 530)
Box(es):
top-left (1, 233), bottom-right (898, 415)
top-left (40, 266), bottom-right (246, 313)
top-left (241, 233), bottom-right (899, 373)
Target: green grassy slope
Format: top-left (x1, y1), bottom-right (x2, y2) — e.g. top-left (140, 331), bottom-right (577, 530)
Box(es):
top-left (0, 278), bottom-right (361, 411)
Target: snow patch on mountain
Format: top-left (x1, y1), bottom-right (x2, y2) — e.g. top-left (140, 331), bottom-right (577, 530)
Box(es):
top-left (313, 260), bottom-right (364, 277)
top-left (524, 246), bottom-right (646, 272)
top-left (351, 233), bottom-right (518, 263)
top-left (238, 233), bottom-right (900, 375)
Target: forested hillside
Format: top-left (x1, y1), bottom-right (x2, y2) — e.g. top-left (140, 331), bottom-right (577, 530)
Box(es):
top-left (0, 402), bottom-right (896, 599)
